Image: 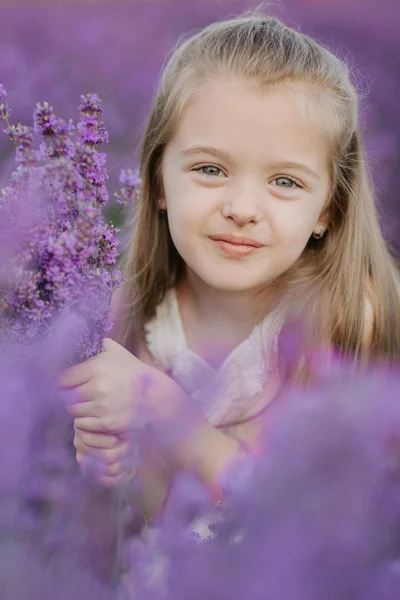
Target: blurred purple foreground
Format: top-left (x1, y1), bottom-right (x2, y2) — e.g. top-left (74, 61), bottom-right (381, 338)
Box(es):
top-left (2, 328), bottom-right (400, 598)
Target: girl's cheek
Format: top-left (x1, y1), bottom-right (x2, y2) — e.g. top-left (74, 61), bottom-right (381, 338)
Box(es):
top-left (275, 209), bottom-right (317, 243)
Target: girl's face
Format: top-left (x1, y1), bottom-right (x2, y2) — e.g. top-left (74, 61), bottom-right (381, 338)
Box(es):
top-left (160, 78), bottom-right (331, 294)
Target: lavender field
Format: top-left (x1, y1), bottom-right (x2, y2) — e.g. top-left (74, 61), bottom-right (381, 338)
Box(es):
top-left (1, 0), bottom-right (399, 250)
top-left (1, 2), bottom-right (400, 598)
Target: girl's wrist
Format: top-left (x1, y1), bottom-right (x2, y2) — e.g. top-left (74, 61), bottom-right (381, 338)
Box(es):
top-left (191, 425), bottom-right (247, 502)
top-left (161, 381), bottom-right (246, 498)
top-left (147, 373), bottom-right (249, 501)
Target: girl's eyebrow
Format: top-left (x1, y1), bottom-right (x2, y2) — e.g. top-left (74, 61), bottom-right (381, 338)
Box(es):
top-left (180, 145), bottom-right (231, 162)
top-left (269, 160), bottom-right (321, 181)
top-left (179, 145), bottom-right (321, 181)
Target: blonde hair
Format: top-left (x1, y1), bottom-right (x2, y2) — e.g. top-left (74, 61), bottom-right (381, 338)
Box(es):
top-left (115, 11), bottom-right (400, 366)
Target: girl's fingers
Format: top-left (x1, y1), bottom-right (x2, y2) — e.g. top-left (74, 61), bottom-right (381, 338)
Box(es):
top-left (58, 357), bottom-right (97, 389)
top-left (76, 452), bottom-right (120, 477)
top-left (74, 416), bottom-right (119, 434)
top-left (97, 469), bottom-right (138, 488)
top-left (74, 436), bottom-right (129, 466)
top-left (97, 474), bottom-right (124, 488)
top-left (103, 442), bottom-right (130, 465)
top-left (60, 379), bottom-right (96, 407)
top-left (76, 450), bottom-right (137, 488)
top-left (68, 400), bottom-right (96, 418)
top-left (74, 428), bottom-right (119, 449)
top-left (59, 386), bottom-right (87, 406)
top-left (102, 461), bottom-right (123, 476)
top-left (75, 417), bottom-right (106, 433)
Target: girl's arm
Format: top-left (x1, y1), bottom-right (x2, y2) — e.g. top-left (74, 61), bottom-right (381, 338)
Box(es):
top-left (73, 379), bottom-right (250, 521)
top-left (69, 287), bottom-right (261, 518)
top-left (131, 406), bottom-right (248, 520)
top-left (134, 376), bottom-right (249, 510)
top-left (63, 338), bottom-right (252, 520)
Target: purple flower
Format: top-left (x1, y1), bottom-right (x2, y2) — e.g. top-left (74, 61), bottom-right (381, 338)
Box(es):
top-left (119, 167), bottom-right (141, 189)
top-left (0, 83), bottom-right (11, 120)
top-left (0, 102), bottom-right (12, 120)
top-left (115, 167), bottom-right (141, 206)
top-left (78, 93), bottom-right (109, 146)
top-left (0, 89), bottom-right (122, 359)
top-left (0, 82), bottom-right (7, 102)
top-left (3, 124), bottom-right (35, 166)
top-left (79, 92), bottom-right (102, 117)
top-left (33, 101), bottom-right (58, 137)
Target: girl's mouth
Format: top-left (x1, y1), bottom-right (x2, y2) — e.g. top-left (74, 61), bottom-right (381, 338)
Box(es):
top-left (211, 238), bottom-right (259, 258)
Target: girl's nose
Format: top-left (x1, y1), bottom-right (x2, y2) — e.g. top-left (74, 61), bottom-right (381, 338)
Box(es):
top-left (221, 189), bottom-right (261, 225)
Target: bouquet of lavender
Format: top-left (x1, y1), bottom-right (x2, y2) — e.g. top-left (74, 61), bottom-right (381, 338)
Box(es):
top-left (0, 84), bottom-right (143, 593)
top-left (0, 83), bottom-right (139, 360)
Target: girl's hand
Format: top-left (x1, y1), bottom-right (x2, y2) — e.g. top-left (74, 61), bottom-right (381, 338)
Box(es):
top-left (58, 338), bottom-right (174, 486)
top-left (58, 338), bottom-right (166, 435)
top-left (73, 426), bottom-right (135, 487)
top-left (59, 338), bottom-right (248, 499)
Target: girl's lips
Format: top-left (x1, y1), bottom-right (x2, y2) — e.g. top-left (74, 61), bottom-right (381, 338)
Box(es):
top-left (211, 238), bottom-right (259, 258)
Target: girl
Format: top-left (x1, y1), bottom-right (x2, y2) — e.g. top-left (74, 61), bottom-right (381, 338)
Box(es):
top-left (59, 12), bottom-right (400, 519)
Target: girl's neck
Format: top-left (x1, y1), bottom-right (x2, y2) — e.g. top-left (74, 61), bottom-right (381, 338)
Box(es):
top-left (175, 275), bottom-right (276, 366)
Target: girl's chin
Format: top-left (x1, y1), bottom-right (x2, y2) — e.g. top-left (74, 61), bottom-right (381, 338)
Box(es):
top-left (199, 272), bottom-right (271, 293)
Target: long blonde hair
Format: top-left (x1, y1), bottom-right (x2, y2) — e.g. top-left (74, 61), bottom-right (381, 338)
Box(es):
top-left (115, 11), bottom-right (400, 365)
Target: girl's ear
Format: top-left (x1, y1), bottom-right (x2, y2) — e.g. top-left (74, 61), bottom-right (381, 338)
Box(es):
top-left (316, 207), bottom-right (330, 234)
top-left (158, 198), bottom-right (167, 211)
top-left (319, 203), bottom-right (331, 226)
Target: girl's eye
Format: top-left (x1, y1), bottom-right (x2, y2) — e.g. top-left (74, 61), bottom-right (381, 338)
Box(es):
top-left (193, 168), bottom-right (301, 187)
top-left (272, 176), bottom-right (301, 189)
top-left (194, 165), bottom-right (224, 177)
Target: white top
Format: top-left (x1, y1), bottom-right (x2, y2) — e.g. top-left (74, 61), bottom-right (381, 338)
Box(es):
top-left (144, 287), bottom-right (284, 427)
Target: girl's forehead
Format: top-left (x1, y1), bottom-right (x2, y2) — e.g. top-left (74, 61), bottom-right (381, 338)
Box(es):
top-left (169, 78), bottom-right (332, 171)
top-left (181, 77), bottom-right (322, 113)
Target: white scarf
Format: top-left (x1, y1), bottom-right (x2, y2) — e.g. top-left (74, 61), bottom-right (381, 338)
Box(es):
top-left (144, 288), bottom-right (284, 427)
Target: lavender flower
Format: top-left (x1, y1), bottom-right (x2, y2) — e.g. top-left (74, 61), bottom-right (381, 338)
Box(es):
top-left (0, 82), bottom-right (6, 101)
top-left (114, 168), bottom-right (141, 207)
top-left (0, 322), bottom-right (125, 599)
top-left (0, 82), bottom-right (11, 121)
top-left (78, 93), bottom-right (109, 146)
top-left (0, 85), bottom-right (122, 360)
top-left (33, 101), bottom-right (59, 137)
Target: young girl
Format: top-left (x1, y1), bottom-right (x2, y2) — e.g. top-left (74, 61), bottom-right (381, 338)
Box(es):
top-left (59, 12), bottom-right (400, 519)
